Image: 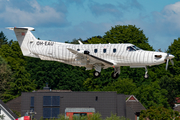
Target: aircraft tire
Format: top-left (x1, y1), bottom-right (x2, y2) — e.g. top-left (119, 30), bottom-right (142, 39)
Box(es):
top-left (93, 71), bottom-right (101, 78)
top-left (111, 73), bottom-right (119, 79)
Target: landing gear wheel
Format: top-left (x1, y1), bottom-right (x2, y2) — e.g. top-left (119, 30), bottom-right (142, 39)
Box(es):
top-left (93, 71), bottom-right (101, 78)
top-left (144, 74), bottom-right (149, 79)
top-left (111, 72), bottom-right (119, 79)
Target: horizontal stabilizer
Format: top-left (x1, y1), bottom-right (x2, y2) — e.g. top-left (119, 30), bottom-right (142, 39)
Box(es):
top-left (6, 27), bottom-right (35, 31)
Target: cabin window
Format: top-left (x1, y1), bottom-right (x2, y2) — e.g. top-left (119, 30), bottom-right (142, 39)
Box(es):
top-left (94, 49), bottom-right (98, 53)
top-left (77, 49), bottom-right (80, 51)
top-left (103, 49), bottom-right (106, 53)
top-left (113, 48), bottom-right (116, 53)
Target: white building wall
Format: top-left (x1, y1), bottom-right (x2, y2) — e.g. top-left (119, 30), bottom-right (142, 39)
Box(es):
top-left (0, 105), bottom-right (15, 120)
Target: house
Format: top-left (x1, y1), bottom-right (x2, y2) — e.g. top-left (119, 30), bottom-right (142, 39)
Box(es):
top-left (126, 95), bottom-right (146, 120)
top-left (173, 97), bottom-right (180, 112)
top-left (0, 99), bottom-right (18, 120)
top-left (6, 88), bottom-right (145, 120)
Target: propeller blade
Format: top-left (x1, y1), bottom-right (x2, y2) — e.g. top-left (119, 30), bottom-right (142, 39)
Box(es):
top-left (166, 59), bottom-right (169, 70)
top-left (170, 59), bottom-right (174, 66)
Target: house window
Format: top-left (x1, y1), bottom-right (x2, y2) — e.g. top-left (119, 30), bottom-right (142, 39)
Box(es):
top-left (94, 49), bottom-right (98, 53)
top-left (30, 97), bottom-right (34, 107)
top-left (95, 96), bottom-right (98, 101)
top-left (113, 48), bottom-right (116, 53)
top-left (43, 96), bottom-right (60, 118)
top-left (30, 97), bottom-right (34, 112)
top-left (103, 49), bottom-right (106, 53)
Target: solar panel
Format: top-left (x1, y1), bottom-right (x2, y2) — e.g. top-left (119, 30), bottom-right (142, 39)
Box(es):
top-left (52, 108), bottom-right (60, 118)
top-left (43, 96), bottom-right (51, 106)
top-left (43, 108), bottom-right (51, 118)
top-left (52, 96), bottom-right (60, 106)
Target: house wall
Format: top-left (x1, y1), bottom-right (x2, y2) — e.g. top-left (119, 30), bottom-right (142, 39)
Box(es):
top-left (21, 91), bottom-right (126, 120)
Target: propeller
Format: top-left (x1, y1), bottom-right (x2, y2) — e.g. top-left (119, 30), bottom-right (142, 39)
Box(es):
top-left (165, 53), bottom-right (174, 70)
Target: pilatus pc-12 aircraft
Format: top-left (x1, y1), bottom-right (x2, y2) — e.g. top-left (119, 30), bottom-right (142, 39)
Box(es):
top-left (8, 27), bottom-right (175, 79)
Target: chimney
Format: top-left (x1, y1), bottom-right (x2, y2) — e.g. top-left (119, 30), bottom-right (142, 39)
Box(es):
top-left (43, 83), bottom-right (50, 90)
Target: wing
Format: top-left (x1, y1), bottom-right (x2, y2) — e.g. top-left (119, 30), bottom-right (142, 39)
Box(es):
top-left (67, 48), bottom-right (114, 66)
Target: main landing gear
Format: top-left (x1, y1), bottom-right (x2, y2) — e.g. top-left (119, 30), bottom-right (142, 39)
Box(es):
top-left (93, 64), bottom-right (101, 78)
top-left (93, 64), bottom-right (120, 79)
top-left (144, 66), bottom-right (149, 79)
top-left (93, 65), bottom-right (149, 79)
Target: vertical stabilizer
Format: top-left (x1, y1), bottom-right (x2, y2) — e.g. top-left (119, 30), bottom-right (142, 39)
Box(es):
top-left (7, 27), bottom-right (37, 57)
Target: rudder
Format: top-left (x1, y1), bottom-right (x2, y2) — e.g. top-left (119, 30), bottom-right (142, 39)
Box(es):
top-left (7, 27), bottom-right (38, 57)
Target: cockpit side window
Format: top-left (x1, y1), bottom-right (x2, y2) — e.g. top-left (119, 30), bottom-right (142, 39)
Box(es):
top-left (127, 46), bottom-right (135, 51)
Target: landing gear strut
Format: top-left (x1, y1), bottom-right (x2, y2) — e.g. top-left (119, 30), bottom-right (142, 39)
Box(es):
top-left (144, 66), bottom-right (149, 79)
top-left (93, 64), bottom-right (102, 78)
top-left (111, 67), bottom-right (120, 79)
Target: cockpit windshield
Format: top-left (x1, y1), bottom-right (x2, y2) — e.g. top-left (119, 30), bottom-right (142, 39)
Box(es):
top-left (132, 46), bottom-right (141, 50)
top-left (127, 46), bottom-right (141, 51)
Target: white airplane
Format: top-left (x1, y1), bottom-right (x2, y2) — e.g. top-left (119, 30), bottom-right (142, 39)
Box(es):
top-left (7, 27), bottom-right (174, 79)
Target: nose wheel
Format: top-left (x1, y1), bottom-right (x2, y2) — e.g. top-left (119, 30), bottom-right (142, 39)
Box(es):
top-left (144, 66), bottom-right (149, 79)
top-left (111, 72), bottom-right (119, 79)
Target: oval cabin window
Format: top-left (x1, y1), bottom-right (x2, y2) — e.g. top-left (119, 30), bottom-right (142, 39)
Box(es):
top-left (94, 49), bottom-right (98, 53)
top-left (113, 48), bottom-right (116, 53)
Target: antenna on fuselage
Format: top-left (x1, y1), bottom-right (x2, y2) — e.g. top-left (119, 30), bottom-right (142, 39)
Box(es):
top-left (78, 40), bottom-right (83, 45)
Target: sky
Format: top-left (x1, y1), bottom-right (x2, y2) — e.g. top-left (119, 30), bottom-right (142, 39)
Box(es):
top-left (0, 0), bottom-right (180, 51)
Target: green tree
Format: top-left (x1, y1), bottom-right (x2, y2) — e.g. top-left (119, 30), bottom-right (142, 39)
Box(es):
top-left (103, 25), bottom-right (153, 50)
top-left (105, 114), bottom-right (130, 120)
top-left (133, 82), bottom-right (170, 109)
top-left (2, 66), bottom-right (36, 102)
top-left (0, 31), bottom-right (12, 48)
top-left (25, 57), bottom-right (89, 91)
top-left (139, 106), bottom-right (180, 120)
top-left (0, 41), bottom-right (36, 102)
top-left (101, 78), bottom-right (136, 94)
top-left (167, 38), bottom-right (180, 75)
top-left (158, 75), bottom-right (180, 108)
top-left (0, 56), bottom-right (13, 101)
top-left (0, 41), bottom-right (26, 71)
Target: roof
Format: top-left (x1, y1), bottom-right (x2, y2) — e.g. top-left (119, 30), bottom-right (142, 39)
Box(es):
top-left (176, 97), bottom-right (180, 104)
top-left (0, 99), bottom-right (18, 119)
top-left (65, 108), bottom-right (95, 112)
top-left (6, 96), bottom-right (21, 113)
top-left (126, 95), bottom-right (146, 113)
top-left (35, 89), bottom-right (72, 92)
top-left (174, 105), bottom-right (180, 112)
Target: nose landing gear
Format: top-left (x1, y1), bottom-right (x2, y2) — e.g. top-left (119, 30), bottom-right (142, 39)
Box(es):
top-left (111, 67), bottom-right (120, 79)
top-left (144, 66), bottom-right (149, 79)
